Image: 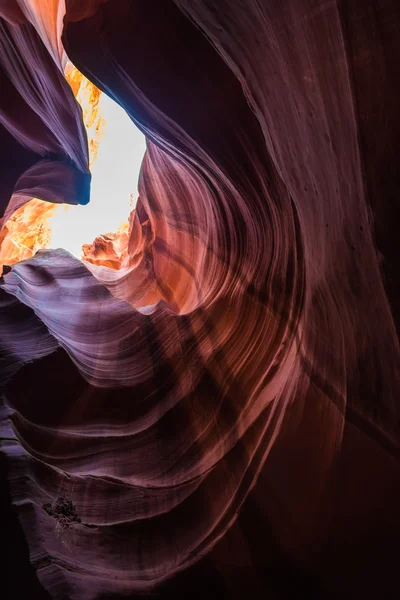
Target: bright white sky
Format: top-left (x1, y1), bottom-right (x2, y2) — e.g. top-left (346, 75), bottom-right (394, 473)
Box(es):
top-left (48, 92), bottom-right (146, 258)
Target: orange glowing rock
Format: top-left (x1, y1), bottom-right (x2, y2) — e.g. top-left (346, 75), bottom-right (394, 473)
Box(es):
top-left (82, 219), bottom-right (131, 270)
top-left (0, 198), bottom-right (56, 273)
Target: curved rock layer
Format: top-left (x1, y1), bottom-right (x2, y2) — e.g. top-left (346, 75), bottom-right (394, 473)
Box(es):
top-left (1, 1), bottom-right (400, 598)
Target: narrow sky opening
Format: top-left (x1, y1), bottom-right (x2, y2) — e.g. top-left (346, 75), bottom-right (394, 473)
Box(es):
top-left (48, 89), bottom-right (146, 258)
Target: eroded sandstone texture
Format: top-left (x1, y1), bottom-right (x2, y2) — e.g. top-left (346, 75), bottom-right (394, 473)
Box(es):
top-left (1, 1), bottom-right (399, 599)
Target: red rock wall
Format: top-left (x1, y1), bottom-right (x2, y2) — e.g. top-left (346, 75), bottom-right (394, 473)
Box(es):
top-left (1, 1), bottom-right (399, 598)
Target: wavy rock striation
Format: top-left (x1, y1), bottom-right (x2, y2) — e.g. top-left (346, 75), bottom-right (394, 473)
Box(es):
top-left (1, 1), bottom-right (400, 598)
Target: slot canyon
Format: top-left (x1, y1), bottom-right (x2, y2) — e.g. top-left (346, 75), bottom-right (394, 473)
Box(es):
top-left (0, 1), bottom-right (399, 599)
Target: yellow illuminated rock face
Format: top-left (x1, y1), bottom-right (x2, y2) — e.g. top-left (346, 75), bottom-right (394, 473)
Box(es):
top-left (0, 198), bottom-right (56, 269)
top-left (65, 63), bottom-right (106, 168)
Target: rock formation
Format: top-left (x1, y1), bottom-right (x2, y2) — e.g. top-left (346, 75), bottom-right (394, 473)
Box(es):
top-left (1, 1), bottom-right (399, 599)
